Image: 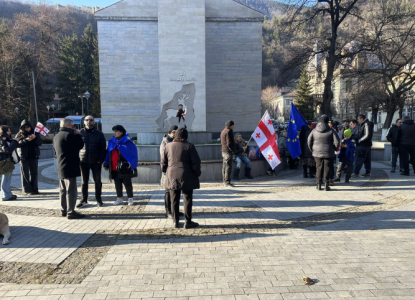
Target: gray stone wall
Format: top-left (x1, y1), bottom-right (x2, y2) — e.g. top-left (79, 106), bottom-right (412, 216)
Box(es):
top-left (98, 21), bottom-right (160, 133)
top-left (206, 21), bottom-right (263, 132)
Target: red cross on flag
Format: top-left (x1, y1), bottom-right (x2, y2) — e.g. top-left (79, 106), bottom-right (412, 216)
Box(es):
top-left (251, 111), bottom-right (281, 170)
top-left (34, 122), bottom-right (50, 137)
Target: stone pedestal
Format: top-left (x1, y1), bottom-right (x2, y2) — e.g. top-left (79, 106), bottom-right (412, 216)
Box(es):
top-left (137, 131), bottom-right (212, 145)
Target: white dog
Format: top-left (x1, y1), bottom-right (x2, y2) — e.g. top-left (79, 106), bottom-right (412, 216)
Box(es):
top-left (0, 213), bottom-right (11, 245)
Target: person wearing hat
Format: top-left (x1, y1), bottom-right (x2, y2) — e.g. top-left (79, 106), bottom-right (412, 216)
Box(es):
top-left (160, 125), bottom-right (183, 218)
top-left (104, 125), bottom-right (138, 206)
top-left (161, 127), bottom-right (201, 229)
top-left (220, 120), bottom-right (236, 187)
top-left (334, 129), bottom-right (356, 183)
top-left (308, 115), bottom-right (340, 191)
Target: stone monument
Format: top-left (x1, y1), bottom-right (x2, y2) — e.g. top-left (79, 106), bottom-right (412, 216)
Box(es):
top-left (95, 0), bottom-right (263, 137)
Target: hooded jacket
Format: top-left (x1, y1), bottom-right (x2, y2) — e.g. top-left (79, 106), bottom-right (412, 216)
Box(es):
top-left (357, 119), bottom-right (374, 147)
top-left (15, 120), bottom-right (42, 159)
top-left (397, 119), bottom-right (415, 146)
top-left (160, 134), bottom-right (174, 158)
top-left (386, 125), bottom-right (400, 147)
top-left (307, 122), bottom-right (340, 158)
top-left (338, 138), bottom-right (356, 165)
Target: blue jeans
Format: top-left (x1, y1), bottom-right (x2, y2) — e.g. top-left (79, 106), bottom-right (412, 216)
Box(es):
top-left (1, 173), bottom-right (13, 200)
top-left (235, 155), bottom-right (251, 169)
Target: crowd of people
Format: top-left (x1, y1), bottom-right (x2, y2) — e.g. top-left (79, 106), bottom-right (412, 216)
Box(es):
top-left (0, 113), bottom-right (414, 226)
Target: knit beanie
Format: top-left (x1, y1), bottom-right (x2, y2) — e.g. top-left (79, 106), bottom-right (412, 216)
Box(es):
top-left (343, 129), bottom-right (352, 137)
top-left (168, 125), bottom-right (178, 134)
top-left (320, 115), bottom-right (329, 123)
top-left (112, 125), bottom-right (126, 135)
top-left (175, 127), bottom-right (188, 140)
top-left (225, 120), bottom-right (234, 128)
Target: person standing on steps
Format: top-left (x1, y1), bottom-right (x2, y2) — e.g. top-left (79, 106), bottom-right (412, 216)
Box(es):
top-left (0, 126), bottom-right (22, 201)
top-left (353, 114), bottom-right (374, 178)
top-left (15, 120), bottom-right (42, 195)
top-left (299, 121), bottom-right (315, 178)
top-left (53, 118), bottom-right (85, 219)
top-left (159, 125), bottom-right (184, 219)
top-left (233, 133), bottom-right (254, 181)
top-left (161, 128), bottom-right (201, 229)
top-left (307, 115), bottom-right (340, 191)
top-left (76, 116), bottom-right (106, 208)
top-left (387, 119), bottom-right (403, 173)
top-left (104, 125), bottom-right (138, 206)
top-left (221, 120), bottom-right (236, 187)
top-left (396, 116), bottom-right (415, 176)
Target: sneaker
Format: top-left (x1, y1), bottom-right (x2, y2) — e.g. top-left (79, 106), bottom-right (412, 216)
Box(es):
top-left (184, 221), bottom-right (199, 229)
top-left (31, 191), bottom-right (40, 195)
top-left (61, 211), bottom-right (67, 217)
top-left (2, 195), bottom-right (17, 201)
top-left (351, 174), bottom-right (359, 178)
top-left (113, 198), bottom-right (124, 205)
top-left (360, 173), bottom-right (371, 177)
top-left (96, 200), bottom-right (103, 207)
top-left (76, 200), bottom-right (88, 208)
top-left (67, 212), bottom-right (85, 219)
top-left (391, 168), bottom-right (396, 173)
top-left (128, 198), bottom-right (134, 206)
top-left (329, 181), bottom-right (334, 186)
top-left (401, 172), bottom-right (410, 176)
top-left (333, 178), bottom-right (340, 183)
top-left (224, 182), bottom-right (235, 188)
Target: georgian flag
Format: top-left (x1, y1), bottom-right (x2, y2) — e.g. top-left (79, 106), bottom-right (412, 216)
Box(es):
top-left (35, 122), bottom-right (49, 136)
top-left (252, 111), bottom-right (281, 170)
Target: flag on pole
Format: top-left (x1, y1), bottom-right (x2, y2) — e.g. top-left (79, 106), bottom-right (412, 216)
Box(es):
top-left (275, 104), bottom-right (279, 114)
top-left (251, 111), bottom-right (281, 170)
top-left (287, 102), bottom-right (308, 159)
top-left (34, 122), bottom-right (49, 137)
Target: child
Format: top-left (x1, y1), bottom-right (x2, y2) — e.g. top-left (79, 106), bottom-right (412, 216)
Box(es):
top-left (334, 129), bottom-right (356, 183)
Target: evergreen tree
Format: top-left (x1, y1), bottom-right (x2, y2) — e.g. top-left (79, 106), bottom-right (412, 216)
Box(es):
top-left (296, 68), bottom-right (314, 120)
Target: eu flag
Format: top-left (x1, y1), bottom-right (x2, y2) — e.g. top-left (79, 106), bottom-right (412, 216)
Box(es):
top-left (287, 102), bottom-right (308, 159)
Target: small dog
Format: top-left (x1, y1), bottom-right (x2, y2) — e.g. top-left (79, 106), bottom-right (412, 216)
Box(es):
top-left (0, 213), bottom-right (11, 245)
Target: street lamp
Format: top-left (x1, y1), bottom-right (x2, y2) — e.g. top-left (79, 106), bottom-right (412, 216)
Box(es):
top-left (84, 91), bottom-right (90, 115)
top-left (409, 90), bottom-right (415, 119)
top-left (47, 105), bottom-right (50, 121)
top-left (345, 98), bottom-right (349, 119)
top-left (51, 104), bottom-right (55, 133)
top-left (15, 107), bottom-right (18, 131)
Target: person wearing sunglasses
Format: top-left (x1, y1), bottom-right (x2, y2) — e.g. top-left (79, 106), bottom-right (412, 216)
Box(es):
top-left (77, 116), bottom-right (106, 208)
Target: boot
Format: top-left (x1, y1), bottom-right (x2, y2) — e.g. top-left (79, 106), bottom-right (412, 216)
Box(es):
top-left (303, 165), bottom-right (308, 178)
top-left (245, 167), bottom-right (254, 179)
top-left (234, 167), bottom-right (240, 181)
top-left (308, 166), bottom-right (315, 178)
top-left (316, 181), bottom-right (322, 191)
top-left (324, 182), bottom-right (331, 191)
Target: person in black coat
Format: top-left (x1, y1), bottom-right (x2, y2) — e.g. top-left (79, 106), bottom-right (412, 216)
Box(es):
top-left (77, 116), bottom-right (106, 208)
top-left (161, 127), bottom-right (201, 229)
top-left (53, 118), bottom-right (85, 219)
top-left (0, 126), bottom-right (22, 201)
top-left (387, 119), bottom-right (403, 173)
top-left (299, 122), bottom-right (316, 178)
top-left (15, 120), bottom-right (42, 195)
top-left (396, 116), bottom-right (415, 176)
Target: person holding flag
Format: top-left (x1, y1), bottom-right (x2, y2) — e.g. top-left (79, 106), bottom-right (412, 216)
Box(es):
top-left (307, 115), bottom-right (340, 191)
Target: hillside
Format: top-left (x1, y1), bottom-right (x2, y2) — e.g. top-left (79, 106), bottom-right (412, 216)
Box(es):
top-left (235, 0), bottom-right (290, 17)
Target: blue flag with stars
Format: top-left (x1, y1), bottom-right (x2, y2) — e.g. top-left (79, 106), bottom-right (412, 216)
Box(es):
top-left (287, 102), bottom-right (308, 159)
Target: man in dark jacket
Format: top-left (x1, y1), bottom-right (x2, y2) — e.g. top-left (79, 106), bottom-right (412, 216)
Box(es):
top-left (76, 116), bottom-right (106, 208)
top-left (307, 115), bottom-right (340, 191)
top-left (353, 114), bottom-right (374, 177)
top-left (53, 118), bottom-right (85, 219)
top-left (15, 120), bottom-right (43, 195)
top-left (159, 125), bottom-right (180, 219)
top-left (397, 116), bottom-right (415, 176)
top-left (220, 120), bottom-right (236, 187)
top-left (387, 118), bottom-right (403, 173)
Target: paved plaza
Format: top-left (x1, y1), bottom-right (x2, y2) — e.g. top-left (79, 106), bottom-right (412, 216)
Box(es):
top-left (0, 159), bottom-right (415, 299)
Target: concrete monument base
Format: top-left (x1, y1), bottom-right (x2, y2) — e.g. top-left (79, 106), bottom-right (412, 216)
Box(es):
top-left (137, 132), bottom-right (213, 145)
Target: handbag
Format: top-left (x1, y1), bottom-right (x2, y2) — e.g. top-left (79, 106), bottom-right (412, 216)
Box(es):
top-left (0, 157), bottom-right (15, 175)
top-left (116, 150), bottom-right (138, 178)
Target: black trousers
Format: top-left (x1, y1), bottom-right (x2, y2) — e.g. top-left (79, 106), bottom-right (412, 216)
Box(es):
top-left (399, 144), bottom-right (415, 175)
top-left (336, 162), bottom-right (353, 180)
top-left (165, 189), bottom-right (172, 213)
top-left (111, 171), bottom-right (133, 198)
top-left (80, 163), bottom-right (102, 201)
top-left (169, 189), bottom-right (193, 223)
top-left (20, 158), bottom-right (38, 193)
top-left (355, 146), bottom-right (372, 175)
top-left (222, 152), bottom-right (233, 184)
top-left (315, 157), bottom-right (331, 184)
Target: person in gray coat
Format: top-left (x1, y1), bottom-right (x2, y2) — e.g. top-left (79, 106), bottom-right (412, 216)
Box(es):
top-left (307, 115), bottom-right (340, 191)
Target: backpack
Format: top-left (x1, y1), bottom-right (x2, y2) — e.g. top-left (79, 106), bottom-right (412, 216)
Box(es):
top-left (0, 157), bottom-right (14, 175)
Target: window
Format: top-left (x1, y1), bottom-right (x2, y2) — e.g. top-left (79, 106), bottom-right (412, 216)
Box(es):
top-left (345, 80), bottom-right (352, 93)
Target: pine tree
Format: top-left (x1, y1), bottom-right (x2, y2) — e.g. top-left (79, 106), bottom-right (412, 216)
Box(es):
top-left (296, 68), bottom-right (315, 120)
